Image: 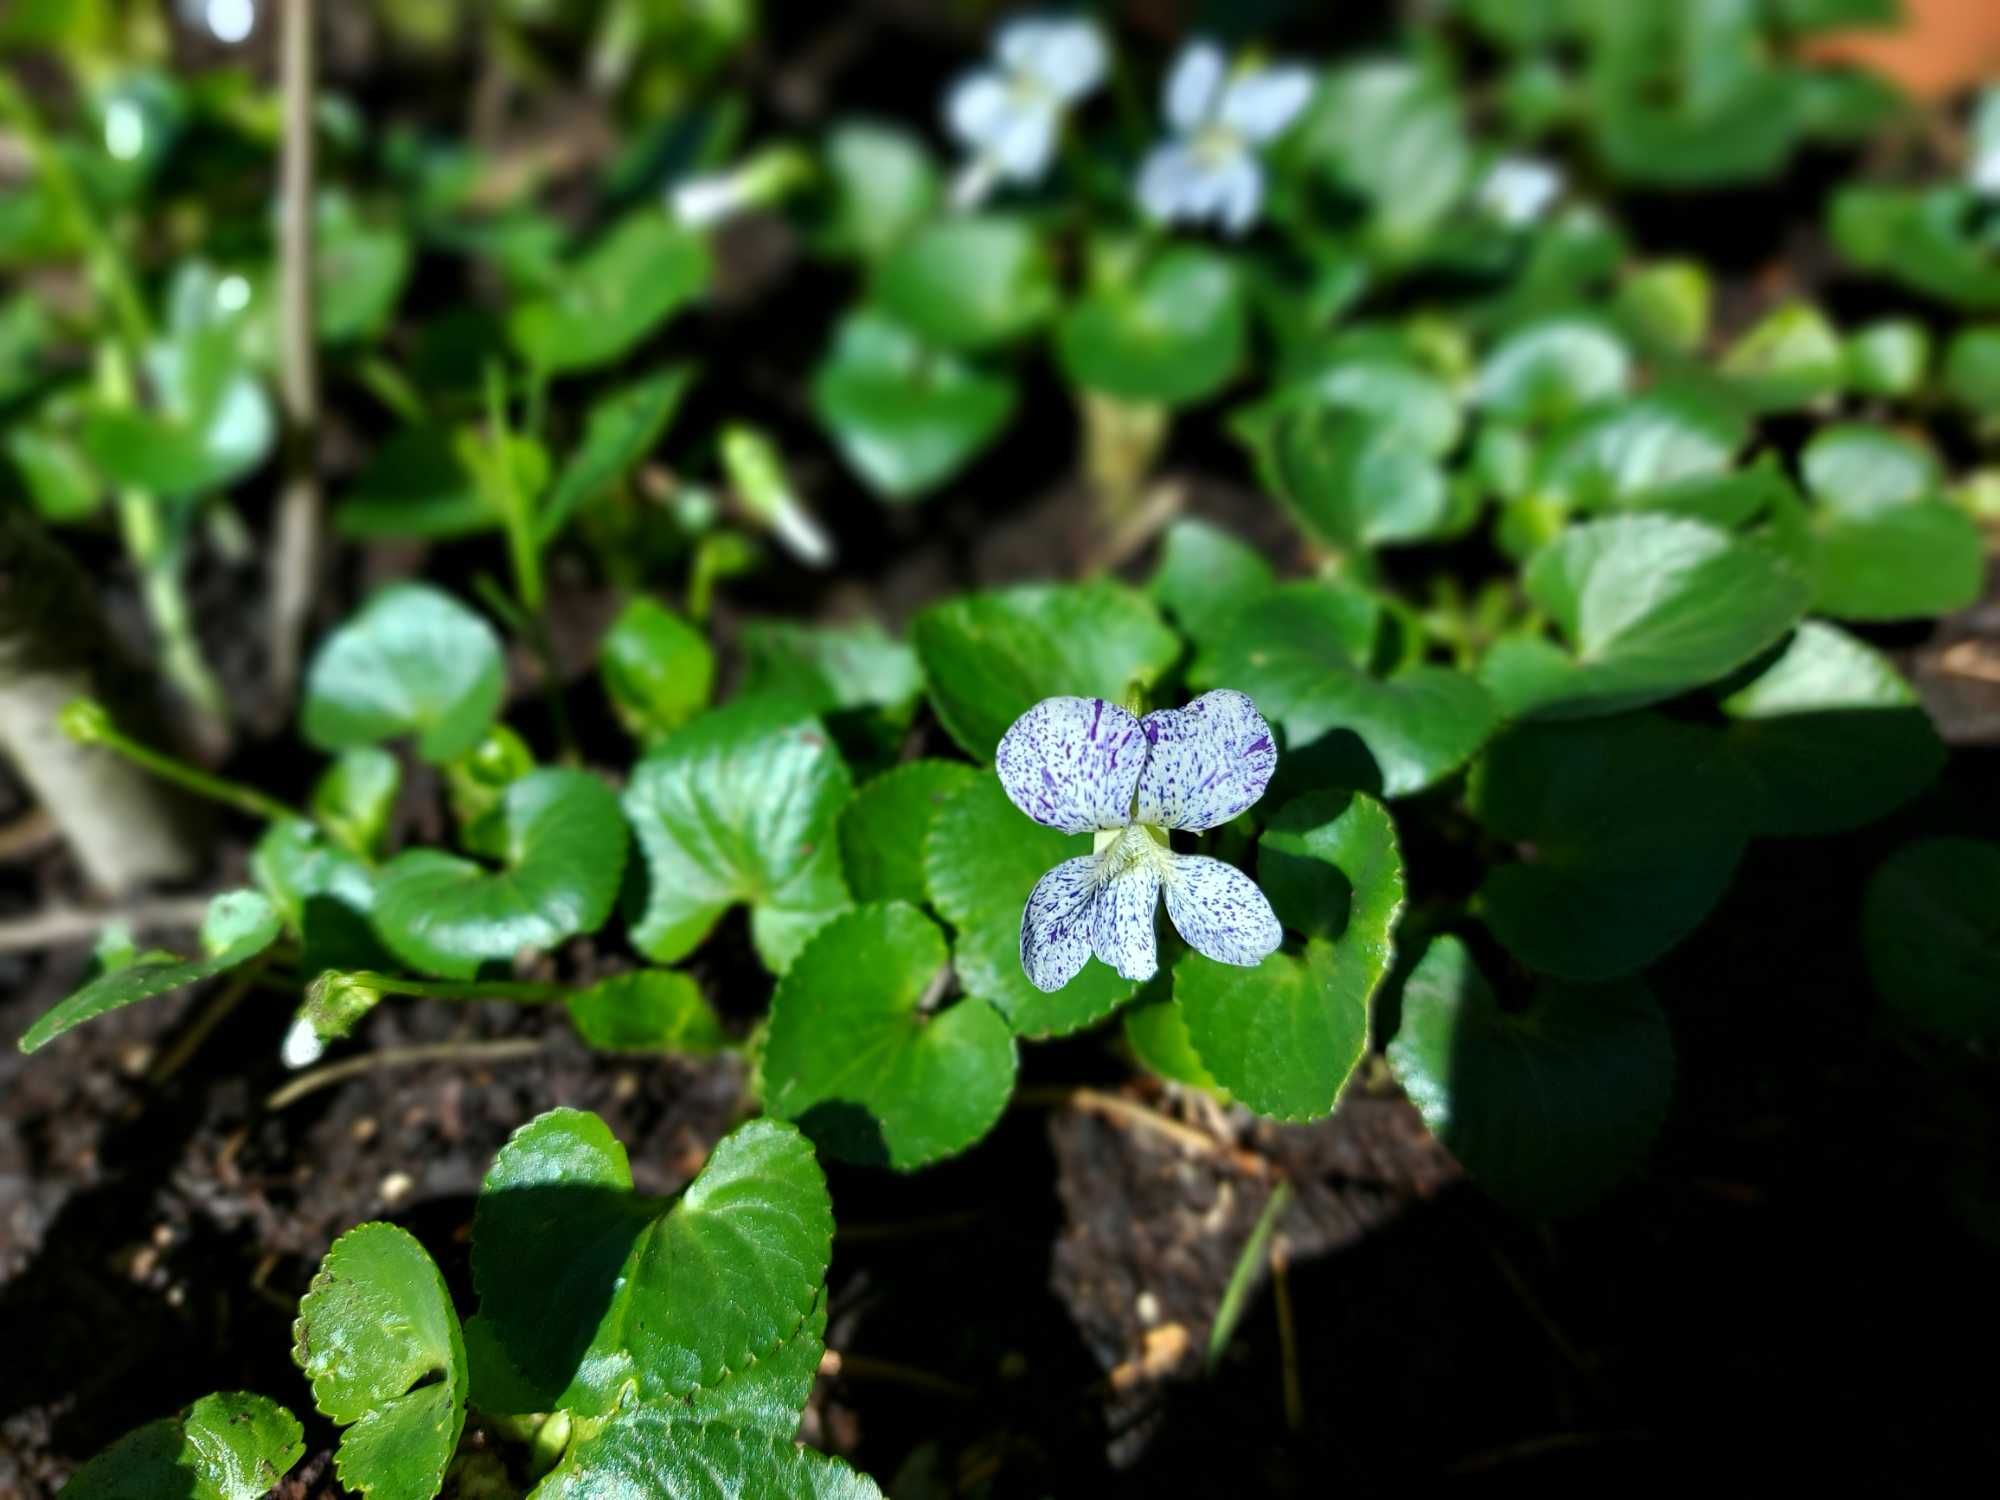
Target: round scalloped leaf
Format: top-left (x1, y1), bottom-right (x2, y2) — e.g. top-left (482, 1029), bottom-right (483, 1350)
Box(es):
top-left (1265, 405), bottom-right (1451, 548)
top-left (1474, 318), bottom-right (1631, 425)
top-left (923, 774), bottom-right (1134, 1036)
top-left (1388, 936), bottom-right (1674, 1216)
top-left (738, 620), bottom-right (924, 715)
top-left (600, 597), bottom-right (714, 743)
top-left (507, 212), bottom-right (708, 376)
top-left (293, 1223), bottom-right (467, 1500)
top-left (1862, 838), bottom-right (2000, 1041)
top-left (1175, 792), bottom-right (1403, 1120)
top-left (301, 583), bottom-right (505, 763)
top-left (873, 215), bottom-right (1056, 352)
top-left (59, 1392), bottom-right (304, 1500)
top-left (763, 903), bottom-right (1017, 1170)
top-left (1470, 715), bottom-right (1751, 980)
top-left (820, 120), bottom-right (939, 262)
top-left (811, 307), bottom-right (1016, 501)
top-left (473, 1110), bottom-right (831, 1417)
top-left (681, 1288), bottom-right (827, 1436)
top-left (1537, 391), bottom-right (1744, 510)
top-left (1481, 514), bottom-right (1810, 720)
top-left (624, 699), bottom-right (853, 972)
top-left (838, 760), bottom-right (979, 906)
top-left (373, 769), bottom-right (628, 980)
top-left (565, 970), bottom-right (727, 1055)
top-left (533, 1415), bottom-right (883, 1500)
top-left (18, 889), bottom-right (280, 1053)
top-left (1720, 622), bottom-right (1944, 837)
top-left (1189, 585), bottom-right (1496, 797)
top-left (1146, 518), bottom-right (1276, 648)
top-left (1055, 245), bottom-right (1246, 406)
top-left (1802, 424), bottom-right (1940, 510)
top-left (912, 581), bottom-right (1181, 763)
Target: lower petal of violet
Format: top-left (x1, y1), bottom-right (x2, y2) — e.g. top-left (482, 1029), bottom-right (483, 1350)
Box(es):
top-left (1091, 860), bottom-right (1162, 983)
top-left (1163, 852), bottom-right (1282, 968)
top-left (1020, 854), bottom-right (1099, 992)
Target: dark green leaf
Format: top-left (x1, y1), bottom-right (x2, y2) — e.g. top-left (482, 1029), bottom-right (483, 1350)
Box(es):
top-left (601, 597), bottom-right (714, 742)
top-left (1862, 838), bottom-right (2000, 1041)
top-left (538, 367), bottom-right (694, 540)
top-left (60, 1393), bottom-right (304, 1500)
top-left (839, 760), bottom-right (979, 905)
top-left (334, 428), bottom-right (492, 540)
top-left (873, 217), bottom-right (1056, 352)
top-left (738, 620), bottom-right (923, 715)
top-left (1146, 518), bottom-right (1276, 648)
top-left (820, 120), bottom-right (939, 261)
top-left (1055, 246), bottom-right (1246, 406)
top-left (565, 970), bottom-right (727, 1054)
top-left (508, 212), bottom-right (709, 375)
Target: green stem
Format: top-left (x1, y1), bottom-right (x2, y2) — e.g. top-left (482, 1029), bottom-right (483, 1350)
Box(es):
top-left (353, 353), bottom-right (428, 424)
top-left (343, 969), bottom-right (573, 1004)
top-left (485, 361), bottom-right (544, 615)
top-left (61, 699), bottom-right (300, 824)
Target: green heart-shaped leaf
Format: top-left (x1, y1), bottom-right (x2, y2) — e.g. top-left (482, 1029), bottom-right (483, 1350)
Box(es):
top-left (60, 1392), bottom-right (304, 1500)
top-left (811, 308), bottom-right (1016, 501)
top-left (924, 774), bottom-right (1135, 1037)
top-left (1191, 585), bottom-right (1496, 797)
top-left (1537, 391), bottom-right (1745, 510)
top-left (819, 120), bottom-right (939, 262)
top-left (251, 819), bottom-right (387, 974)
top-left (538, 366), bottom-right (694, 539)
top-left (18, 889), bottom-right (279, 1053)
top-left (1802, 424), bottom-right (1940, 510)
top-left (624, 699), bottom-right (853, 972)
top-left (1147, 518), bottom-right (1276, 649)
top-left (738, 620), bottom-right (924, 716)
top-left (1862, 838), bottom-right (2000, 1041)
top-left (1122, 992), bottom-right (1222, 1093)
top-left (1470, 714), bottom-right (1751, 979)
top-left (534, 1414), bottom-right (882, 1500)
top-left (1475, 318), bottom-right (1631, 425)
top-left (601, 597), bottom-right (714, 743)
top-left (1055, 245), bottom-right (1246, 406)
top-left (1720, 622), bottom-right (1944, 836)
top-left (912, 581), bottom-right (1180, 762)
top-left (565, 970), bottom-right (726, 1055)
top-left (839, 760), bottom-right (979, 906)
top-left (1264, 406), bottom-right (1451, 548)
top-left (312, 747), bottom-right (401, 860)
top-left (473, 1111), bottom-right (832, 1416)
top-left (1719, 300), bottom-right (1845, 411)
top-left (508, 212), bottom-right (708, 376)
top-left (1388, 935), bottom-right (1674, 1216)
top-left (316, 194), bottom-right (413, 344)
top-left (764, 903), bottom-right (1016, 1169)
top-left (1482, 514), bottom-right (1810, 720)
top-left (302, 583), bottom-right (505, 763)
top-left (293, 1223), bottom-right (468, 1500)
top-left (1176, 792), bottom-right (1403, 1120)
top-left (873, 216), bottom-right (1056, 352)
top-left (373, 769), bottom-right (628, 979)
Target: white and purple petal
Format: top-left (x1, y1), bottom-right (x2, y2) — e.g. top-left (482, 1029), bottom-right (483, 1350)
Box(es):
top-left (995, 695), bottom-right (1147, 834)
top-left (1091, 859), bottom-right (1161, 982)
top-left (1162, 853), bottom-right (1282, 968)
top-left (1164, 39), bottom-right (1228, 133)
top-left (1218, 64), bottom-right (1315, 144)
top-left (1135, 689), bottom-right (1277, 832)
top-left (1020, 855), bottom-right (1100, 993)
top-left (999, 16), bottom-right (1108, 102)
top-left (945, 70), bottom-right (1010, 150)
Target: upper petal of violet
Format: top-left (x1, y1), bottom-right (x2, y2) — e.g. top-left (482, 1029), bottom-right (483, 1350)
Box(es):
top-left (1134, 689), bottom-right (1277, 832)
top-left (996, 695), bottom-right (1148, 834)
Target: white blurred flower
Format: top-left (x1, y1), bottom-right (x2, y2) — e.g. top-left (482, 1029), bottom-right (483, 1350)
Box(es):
top-left (945, 15), bottom-right (1109, 209)
top-left (1971, 89), bottom-right (2000, 198)
top-left (1475, 155), bottom-right (1564, 228)
top-left (179, 0), bottom-right (256, 44)
top-left (1136, 41), bottom-right (1315, 236)
top-left (667, 146), bottom-right (812, 230)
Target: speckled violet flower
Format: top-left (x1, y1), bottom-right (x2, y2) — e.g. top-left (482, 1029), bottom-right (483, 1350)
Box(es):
top-left (944, 15), bottom-right (1109, 208)
top-left (1136, 40), bottom-right (1315, 236)
top-left (997, 691), bottom-right (1284, 992)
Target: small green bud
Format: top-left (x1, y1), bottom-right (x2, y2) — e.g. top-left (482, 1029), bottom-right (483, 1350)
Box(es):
top-left (59, 697), bottom-right (113, 746)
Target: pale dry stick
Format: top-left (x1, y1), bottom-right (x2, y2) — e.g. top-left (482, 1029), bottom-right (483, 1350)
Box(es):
top-left (266, 1036), bottom-right (546, 1110)
top-left (1015, 1083), bottom-right (1275, 1177)
top-left (267, 0), bottom-right (322, 711)
top-left (0, 895), bottom-right (214, 955)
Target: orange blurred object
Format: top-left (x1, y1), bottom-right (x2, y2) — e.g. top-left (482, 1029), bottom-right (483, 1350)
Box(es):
top-left (1804, 0), bottom-right (2000, 100)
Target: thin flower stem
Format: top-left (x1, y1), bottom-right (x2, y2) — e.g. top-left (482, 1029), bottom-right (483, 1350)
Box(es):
top-left (342, 970), bottom-right (574, 1004)
top-left (64, 701), bottom-right (301, 825)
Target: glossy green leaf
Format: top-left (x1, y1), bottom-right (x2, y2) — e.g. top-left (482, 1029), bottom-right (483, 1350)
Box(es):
top-left (1720, 622), bottom-right (1944, 836)
top-left (1056, 246), bottom-right (1246, 406)
top-left (1265, 406), bottom-right (1450, 548)
top-left (839, 760), bottom-right (979, 906)
top-left (1481, 515), bottom-right (1810, 720)
top-left (1845, 319), bottom-right (1930, 399)
top-left (873, 216), bottom-right (1056, 352)
top-left (1470, 714), bottom-right (1750, 979)
top-left (81, 363), bottom-right (273, 498)
top-left (312, 746), bottom-right (401, 861)
top-left (1862, 839), bottom-right (2000, 1041)
top-left (302, 583), bottom-right (505, 763)
top-left (473, 1111), bottom-right (831, 1416)
top-left (1388, 935), bottom-right (1674, 1215)
top-left (764, 902), bottom-right (1017, 1169)
top-left (1306, 61), bottom-right (1472, 247)
top-left (6, 424), bottom-right (101, 522)
top-left (624, 699), bottom-right (853, 971)
top-left (18, 890), bottom-right (279, 1053)
top-left (679, 1289), bottom-right (827, 1435)
top-left (508, 212), bottom-right (709, 375)
top-left (1191, 585), bottom-right (1497, 797)
top-left (252, 819), bottom-right (386, 974)
top-left (538, 367), bottom-right (694, 539)
top-left (1944, 326), bottom-right (2000, 417)
top-left (820, 119), bottom-right (939, 261)
top-left (565, 970), bottom-right (726, 1054)
top-left (1719, 301), bottom-right (1845, 410)
top-left (534, 1415), bottom-right (882, 1500)
top-left (811, 308), bottom-right (1015, 501)
top-left (316, 194), bottom-right (414, 343)
top-left (601, 597), bottom-right (714, 742)
top-left (1803, 424), bottom-right (1940, 511)
top-left (1122, 993), bottom-right (1221, 1093)
top-left (373, 769), bottom-right (629, 979)
top-left (293, 1223), bottom-right (468, 1500)
top-left (1176, 792), bottom-right (1402, 1120)
top-left (60, 1392), bottom-right (303, 1500)
top-left (1146, 518), bottom-right (1276, 648)
top-left (1538, 390), bottom-right (1745, 511)
top-left (738, 619), bottom-right (923, 716)
top-left (923, 774), bottom-right (1135, 1037)
top-left (1475, 318), bottom-right (1631, 424)
top-left (912, 581), bottom-right (1180, 762)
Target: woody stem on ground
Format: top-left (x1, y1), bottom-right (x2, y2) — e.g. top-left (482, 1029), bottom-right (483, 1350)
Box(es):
top-left (267, 0), bottom-right (323, 715)
top-left (0, 508), bottom-right (198, 895)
